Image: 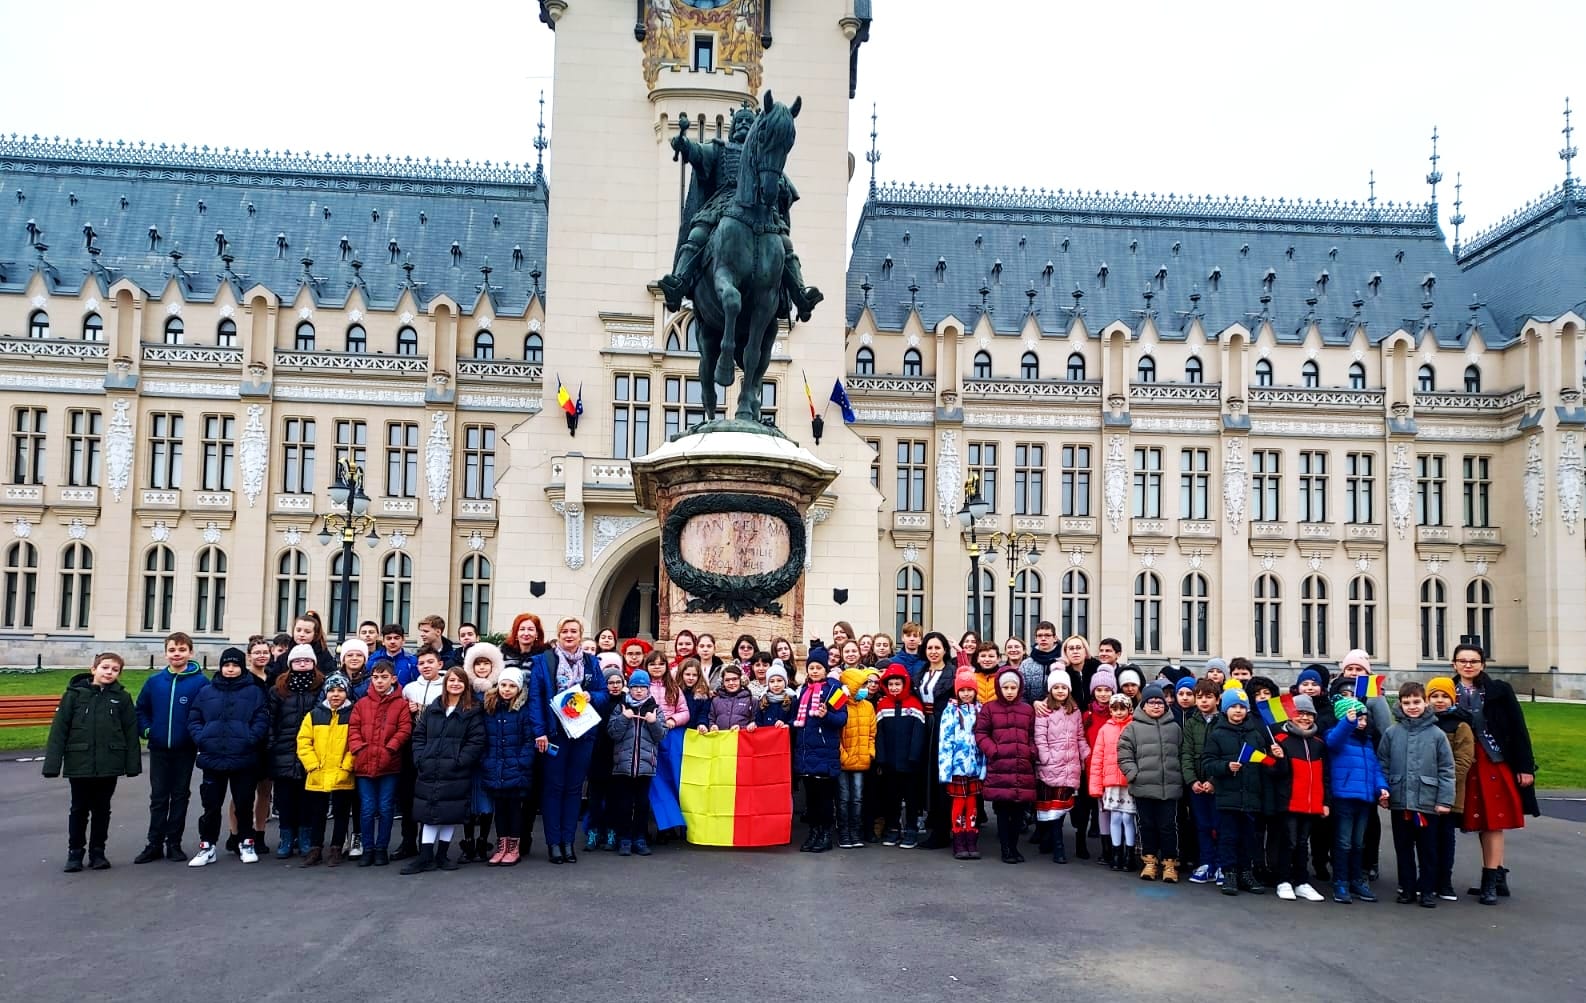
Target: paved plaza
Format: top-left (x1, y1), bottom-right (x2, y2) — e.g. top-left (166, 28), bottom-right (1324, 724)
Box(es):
top-left (4, 760), bottom-right (1582, 1003)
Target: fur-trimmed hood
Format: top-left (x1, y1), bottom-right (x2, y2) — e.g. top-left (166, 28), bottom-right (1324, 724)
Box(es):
top-left (464, 642), bottom-right (504, 693)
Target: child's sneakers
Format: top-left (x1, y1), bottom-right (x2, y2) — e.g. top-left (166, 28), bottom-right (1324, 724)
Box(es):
top-left (1350, 880), bottom-right (1378, 903)
top-left (238, 839), bottom-right (259, 864)
top-left (618, 840), bottom-right (633, 857)
top-left (633, 839), bottom-right (652, 856)
top-left (347, 834), bottom-right (363, 858)
top-left (1276, 882), bottom-right (1297, 900)
top-left (1213, 867), bottom-right (1226, 886)
top-left (1333, 882), bottom-right (1352, 904)
top-left (899, 829), bottom-right (919, 850)
top-left (1189, 864), bottom-right (1212, 884)
top-left (882, 828), bottom-right (901, 846)
top-left (187, 842), bottom-right (217, 868)
top-left (1294, 883), bottom-right (1325, 902)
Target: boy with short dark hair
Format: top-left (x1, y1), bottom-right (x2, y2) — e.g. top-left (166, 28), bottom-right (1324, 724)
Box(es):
top-left (134, 632), bottom-right (209, 864)
top-left (1180, 679), bottom-right (1222, 883)
top-left (358, 620), bottom-right (382, 650)
top-left (417, 614), bottom-right (461, 668)
top-left (186, 647), bottom-right (268, 867)
top-left (44, 653), bottom-right (141, 872)
top-left (1228, 657), bottom-right (1254, 685)
top-left (1378, 682), bottom-right (1454, 907)
top-left (370, 624), bottom-right (418, 687)
top-left (391, 648), bottom-right (446, 859)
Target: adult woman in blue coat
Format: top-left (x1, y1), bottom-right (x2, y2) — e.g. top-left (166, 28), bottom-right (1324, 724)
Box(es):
top-left (792, 660), bottom-right (849, 853)
top-left (478, 667), bottom-right (535, 866)
top-left (528, 617), bottom-right (613, 865)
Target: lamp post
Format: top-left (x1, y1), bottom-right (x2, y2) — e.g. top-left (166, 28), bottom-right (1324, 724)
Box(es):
top-left (956, 474), bottom-right (992, 638)
top-left (316, 458), bottom-right (379, 644)
top-left (981, 531), bottom-right (1041, 640)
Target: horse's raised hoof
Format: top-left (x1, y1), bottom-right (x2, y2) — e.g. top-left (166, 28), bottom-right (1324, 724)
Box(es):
top-left (714, 360), bottom-right (736, 387)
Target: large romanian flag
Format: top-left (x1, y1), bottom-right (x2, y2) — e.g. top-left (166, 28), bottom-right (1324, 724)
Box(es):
top-left (677, 728), bottom-right (792, 847)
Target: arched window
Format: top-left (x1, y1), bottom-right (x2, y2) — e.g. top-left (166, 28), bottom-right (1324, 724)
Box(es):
top-left (1253, 573), bottom-right (1281, 656)
top-left (1417, 364), bottom-right (1435, 392)
top-left (1180, 572), bottom-right (1210, 655)
top-left (396, 326), bottom-right (418, 356)
top-left (27, 310), bottom-right (49, 339)
top-left (329, 551), bottom-right (361, 639)
top-left (1060, 569), bottom-right (1089, 641)
top-left (965, 566), bottom-right (995, 641)
top-left (275, 549), bottom-right (308, 633)
top-left (1348, 361), bottom-right (1366, 390)
top-left (972, 350), bottom-right (991, 379)
top-left (82, 313), bottom-right (103, 342)
top-left (1419, 577), bottom-right (1448, 661)
top-left (524, 332), bottom-right (543, 363)
top-left (3, 541), bottom-right (38, 629)
top-left (1136, 355), bottom-right (1156, 383)
top-left (1465, 578), bottom-right (1494, 660)
top-left (472, 330), bottom-right (494, 359)
top-left (894, 565), bottom-right (926, 638)
top-left (665, 321), bottom-right (700, 353)
top-left (1066, 352), bottom-right (1086, 381)
top-left (1300, 574), bottom-right (1329, 659)
top-left (382, 552), bottom-right (414, 632)
top-left (1185, 356), bottom-right (1204, 384)
top-left (1463, 364), bottom-right (1482, 393)
top-left (216, 318), bottom-right (237, 347)
top-left (1020, 352), bottom-right (1039, 380)
top-left (141, 545), bottom-right (175, 633)
top-left (903, 348), bottom-right (923, 377)
top-left (1301, 360), bottom-right (1320, 388)
top-left (194, 546), bottom-right (227, 634)
top-left (855, 346), bottom-right (875, 376)
top-left (459, 555), bottom-right (492, 633)
top-left (345, 324), bottom-right (367, 353)
top-left (163, 317), bottom-right (184, 345)
top-left (294, 321), bottom-right (315, 351)
top-left (1012, 569), bottom-right (1043, 640)
top-left (58, 542), bottom-right (93, 630)
top-left (1348, 576), bottom-right (1377, 656)
top-left (1133, 571), bottom-right (1162, 654)
top-left (1255, 358), bottom-right (1274, 387)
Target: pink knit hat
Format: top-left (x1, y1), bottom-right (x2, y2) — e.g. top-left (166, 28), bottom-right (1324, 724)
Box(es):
top-left (1339, 649), bottom-right (1371, 673)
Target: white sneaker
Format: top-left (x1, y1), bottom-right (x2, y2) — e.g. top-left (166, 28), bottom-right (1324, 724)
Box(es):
top-left (1275, 882), bottom-right (1296, 901)
top-left (239, 839), bottom-right (259, 864)
top-left (1295, 883), bottom-right (1325, 902)
top-left (348, 834), bottom-right (364, 858)
top-left (187, 842), bottom-right (217, 868)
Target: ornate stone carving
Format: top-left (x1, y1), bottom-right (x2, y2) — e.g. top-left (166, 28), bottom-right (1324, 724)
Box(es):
top-left (936, 430), bottom-right (962, 527)
top-left (457, 393), bottom-right (544, 413)
top-left (1260, 552), bottom-right (1277, 571)
top-left (1354, 554), bottom-right (1373, 573)
top-left (802, 506), bottom-right (832, 570)
top-left (201, 521), bottom-right (221, 544)
top-left (1558, 431), bottom-right (1583, 534)
top-left (1132, 416), bottom-right (1219, 433)
top-left (1067, 548), bottom-right (1086, 567)
top-left (551, 501), bottom-right (585, 570)
top-left (1473, 557), bottom-right (1489, 576)
top-left (1426, 556), bottom-right (1443, 575)
top-left (239, 404), bottom-right (268, 507)
top-left (12, 517), bottom-right (32, 539)
top-left (902, 543), bottom-right (920, 564)
top-left (105, 399), bottom-right (134, 501)
top-left (1388, 443), bottom-right (1414, 539)
top-left (642, 0), bottom-right (764, 93)
top-left (963, 411), bottom-right (1101, 430)
top-left (388, 531), bottom-right (409, 550)
top-left (1523, 434), bottom-right (1544, 536)
top-left (467, 530), bottom-right (486, 552)
top-left (1250, 419), bottom-right (1385, 438)
top-left (275, 384), bottom-right (425, 405)
top-left (1103, 434), bottom-right (1127, 533)
top-left (424, 412), bottom-right (452, 513)
top-left (593, 515), bottom-right (647, 562)
top-left (67, 518), bottom-right (87, 540)
top-left (282, 526), bottom-right (303, 546)
top-left (1223, 438), bottom-right (1247, 535)
top-left (144, 379), bottom-right (239, 399)
top-left (150, 520), bottom-right (171, 543)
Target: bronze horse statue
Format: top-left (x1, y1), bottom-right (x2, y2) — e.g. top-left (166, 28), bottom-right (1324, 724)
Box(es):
top-left (689, 91), bottom-right (801, 425)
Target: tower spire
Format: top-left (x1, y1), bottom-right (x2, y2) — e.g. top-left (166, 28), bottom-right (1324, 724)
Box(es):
top-left (1368, 169), bottom-right (1376, 210)
top-left (534, 90), bottom-right (549, 183)
top-left (1426, 126), bottom-right (1443, 208)
top-left (1562, 96), bottom-right (1578, 187)
top-left (1450, 172), bottom-right (1466, 257)
top-left (866, 102), bottom-right (881, 197)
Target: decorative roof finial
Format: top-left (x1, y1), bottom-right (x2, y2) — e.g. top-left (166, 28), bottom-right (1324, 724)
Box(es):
top-left (1562, 97), bottom-right (1577, 187)
top-left (1450, 172), bottom-right (1466, 256)
top-left (1368, 169), bottom-right (1376, 210)
top-left (1426, 127), bottom-right (1443, 207)
top-left (534, 90), bottom-right (549, 183)
top-left (866, 102), bottom-right (881, 198)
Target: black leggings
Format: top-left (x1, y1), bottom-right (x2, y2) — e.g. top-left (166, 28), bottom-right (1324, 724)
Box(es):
top-left (494, 796), bottom-right (523, 838)
top-left (876, 769), bottom-right (918, 832)
top-left (802, 775), bottom-right (837, 826)
top-left (608, 775), bottom-right (653, 841)
top-left (1135, 796), bottom-right (1178, 859)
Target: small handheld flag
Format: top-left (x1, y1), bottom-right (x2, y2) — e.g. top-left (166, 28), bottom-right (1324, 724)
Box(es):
top-left (1257, 694), bottom-right (1298, 726)
top-left (1354, 674), bottom-right (1385, 699)
top-left (1237, 742), bottom-right (1270, 765)
top-left (829, 379), bottom-right (857, 424)
top-left (826, 686), bottom-right (849, 711)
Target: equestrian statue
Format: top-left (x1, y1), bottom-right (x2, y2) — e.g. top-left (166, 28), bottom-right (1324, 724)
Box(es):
top-left (657, 91), bottom-right (822, 427)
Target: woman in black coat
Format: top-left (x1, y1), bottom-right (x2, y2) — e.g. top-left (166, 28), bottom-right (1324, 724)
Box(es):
top-left (403, 667), bottom-right (486, 875)
top-left (1451, 643), bottom-right (1539, 904)
top-left (916, 632), bottom-right (957, 849)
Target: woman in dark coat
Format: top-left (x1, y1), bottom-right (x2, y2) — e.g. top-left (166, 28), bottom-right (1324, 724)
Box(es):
top-left (916, 632), bottom-right (957, 849)
top-left (1450, 643), bottom-right (1539, 904)
top-left (402, 667), bottom-right (486, 874)
top-left (266, 647), bottom-right (324, 859)
top-left (528, 617), bottom-right (613, 865)
top-left (975, 668), bottom-right (1038, 863)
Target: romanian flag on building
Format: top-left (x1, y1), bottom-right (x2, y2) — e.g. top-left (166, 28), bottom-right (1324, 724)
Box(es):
top-left (556, 374), bottom-right (576, 415)
top-left (1257, 694), bottom-right (1299, 726)
top-left (677, 728), bottom-right (793, 847)
top-left (1237, 742), bottom-right (1270, 765)
top-left (1354, 674), bottom-right (1386, 699)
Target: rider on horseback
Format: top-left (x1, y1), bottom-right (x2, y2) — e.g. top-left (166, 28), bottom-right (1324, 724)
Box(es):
top-left (659, 105), bottom-right (823, 322)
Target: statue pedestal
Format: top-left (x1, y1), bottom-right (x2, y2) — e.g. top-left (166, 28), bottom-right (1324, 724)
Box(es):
top-left (633, 425), bottom-right (839, 646)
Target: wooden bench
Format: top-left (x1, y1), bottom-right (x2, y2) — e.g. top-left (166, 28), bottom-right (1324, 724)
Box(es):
top-left (0, 695), bottom-right (62, 727)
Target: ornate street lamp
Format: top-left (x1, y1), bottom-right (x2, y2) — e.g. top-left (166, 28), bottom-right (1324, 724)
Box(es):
top-left (957, 474), bottom-right (992, 637)
top-left (983, 531), bottom-right (1041, 640)
top-left (317, 457), bottom-right (377, 644)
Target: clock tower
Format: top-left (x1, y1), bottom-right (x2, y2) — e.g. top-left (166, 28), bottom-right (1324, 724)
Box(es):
top-left (500, 1), bottom-right (878, 639)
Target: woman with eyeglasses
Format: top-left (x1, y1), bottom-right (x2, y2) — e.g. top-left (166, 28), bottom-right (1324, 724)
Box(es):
top-left (1449, 644), bottom-right (1538, 905)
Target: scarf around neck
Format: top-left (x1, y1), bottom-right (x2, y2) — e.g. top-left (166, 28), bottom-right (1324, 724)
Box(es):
top-left (286, 669), bottom-right (318, 694)
top-left (1455, 678), bottom-right (1502, 761)
top-left (554, 646), bottom-right (585, 692)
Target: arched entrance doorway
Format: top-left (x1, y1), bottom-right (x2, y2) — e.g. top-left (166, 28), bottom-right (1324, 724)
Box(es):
top-left (596, 534), bottom-right (660, 640)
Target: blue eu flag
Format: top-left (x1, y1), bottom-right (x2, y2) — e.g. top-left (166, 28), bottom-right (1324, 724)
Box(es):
top-left (829, 379), bottom-right (856, 424)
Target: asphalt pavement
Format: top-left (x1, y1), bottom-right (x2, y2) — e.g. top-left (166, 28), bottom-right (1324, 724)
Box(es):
top-left (3, 759), bottom-right (1583, 1003)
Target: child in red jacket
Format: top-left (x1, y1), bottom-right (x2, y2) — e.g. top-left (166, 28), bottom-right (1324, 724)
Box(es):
top-left (1272, 694), bottom-right (1327, 901)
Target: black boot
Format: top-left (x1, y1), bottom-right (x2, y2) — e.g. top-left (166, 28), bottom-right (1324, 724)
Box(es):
top-left (1237, 869), bottom-right (1267, 894)
top-left (358, 846), bottom-right (377, 867)
top-left (1073, 829), bottom-right (1089, 860)
top-left (1097, 835), bottom-right (1113, 867)
top-left (63, 849), bottom-right (85, 873)
top-left (562, 841), bottom-right (578, 864)
top-left (1051, 833), bottom-right (1067, 864)
top-left (1496, 866), bottom-right (1511, 897)
top-left (812, 826), bottom-right (833, 854)
top-left (435, 840), bottom-right (458, 871)
top-left (547, 842), bottom-right (564, 865)
top-left (133, 843), bottom-right (162, 865)
top-left (86, 848), bottom-right (111, 870)
top-left (1477, 867), bottom-right (1499, 905)
top-left (390, 841), bottom-right (418, 862)
top-left (799, 827), bottom-right (818, 852)
top-left (399, 843), bottom-right (436, 875)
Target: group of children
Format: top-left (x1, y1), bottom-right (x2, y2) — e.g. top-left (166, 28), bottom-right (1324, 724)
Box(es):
top-left (42, 614), bottom-right (1538, 909)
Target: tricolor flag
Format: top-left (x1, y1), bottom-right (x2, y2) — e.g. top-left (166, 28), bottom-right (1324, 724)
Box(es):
top-left (827, 685), bottom-right (850, 711)
top-left (1257, 694), bottom-right (1299, 726)
top-left (556, 374), bottom-right (576, 416)
top-left (678, 728), bottom-right (793, 847)
top-left (1354, 674), bottom-right (1386, 699)
top-left (802, 369), bottom-right (817, 419)
top-left (1237, 742), bottom-right (1270, 765)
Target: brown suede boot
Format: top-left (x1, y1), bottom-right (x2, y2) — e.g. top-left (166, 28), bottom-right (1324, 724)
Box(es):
top-left (1161, 859), bottom-right (1179, 884)
top-left (1140, 854), bottom-right (1159, 881)
top-left (300, 847), bottom-right (322, 867)
top-left (324, 845), bottom-right (342, 868)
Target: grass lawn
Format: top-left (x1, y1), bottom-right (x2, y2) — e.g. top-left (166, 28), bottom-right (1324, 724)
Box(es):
top-left (0, 670), bottom-right (155, 754)
top-left (1523, 703), bottom-right (1586, 790)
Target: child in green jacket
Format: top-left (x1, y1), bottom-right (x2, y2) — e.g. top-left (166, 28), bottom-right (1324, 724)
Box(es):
top-left (43, 653), bottom-right (142, 872)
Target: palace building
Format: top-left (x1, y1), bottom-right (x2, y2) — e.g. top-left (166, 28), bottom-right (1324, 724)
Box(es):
top-left (1, 0), bottom-right (1583, 693)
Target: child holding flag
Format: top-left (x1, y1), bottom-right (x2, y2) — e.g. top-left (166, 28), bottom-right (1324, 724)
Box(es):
top-left (836, 668), bottom-right (878, 849)
top-left (1271, 695), bottom-right (1328, 901)
top-left (1377, 682), bottom-right (1455, 907)
top-left (1202, 689), bottom-right (1276, 895)
top-left (793, 659), bottom-right (848, 853)
top-left (939, 669), bottom-right (985, 860)
top-left (1332, 650), bottom-right (1391, 883)
top-left (1326, 694), bottom-right (1389, 903)
top-left (1180, 679), bottom-right (1223, 884)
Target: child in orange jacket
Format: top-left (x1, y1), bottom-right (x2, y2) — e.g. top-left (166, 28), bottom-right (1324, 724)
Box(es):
top-left (1088, 692), bottom-right (1137, 871)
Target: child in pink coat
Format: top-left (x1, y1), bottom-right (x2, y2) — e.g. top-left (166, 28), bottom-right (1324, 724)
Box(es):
top-left (1088, 692), bottom-right (1137, 872)
top-left (1034, 669), bottom-right (1088, 863)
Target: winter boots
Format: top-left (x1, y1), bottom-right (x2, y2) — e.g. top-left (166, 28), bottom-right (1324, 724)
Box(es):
top-left (399, 843), bottom-right (436, 875)
top-left (1160, 858), bottom-right (1179, 884)
top-left (1051, 834), bottom-right (1068, 864)
top-left (1474, 867), bottom-right (1501, 905)
top-left (435, 840), bottom-right (458, 871)
top-left (501, 837), bottom-right (521, 865)
top-left (488, 837), bottom-right (510, 866)
top-left (63, 849), bottom-right (85, 873)
top-left (1139, 854), bottom-right (1159, 881)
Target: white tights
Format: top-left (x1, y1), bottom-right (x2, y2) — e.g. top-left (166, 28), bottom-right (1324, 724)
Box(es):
top-left (421, 824), bottom-right (456, 845)
top-left (1102, 809), bottom-right (1136, 847)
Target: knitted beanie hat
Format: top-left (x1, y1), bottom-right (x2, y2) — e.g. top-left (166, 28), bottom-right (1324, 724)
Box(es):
top-left (288, 644), bottom-right (317, 665)
top-left (1089, 668), bottom-right (1118, 694)
top-left (767, 664), bottom-right (789, 684)
top-left (1296, 667), bottom-right (1326, 689)
top-left (1332, 694), bottom-right (1367, 718)
top-left (1204, 657), bottom-right (1229, 675)
top-left (1047, 669), bottom-right (1072, 693)
top-left (628, 669), bottom-right (651, 689)
top-left (953, 668), bottom-right (977, 693)
top-left (1116, 667), bottom-right (1144, 691)
top-left (323, 673), bottom-right (350, 692)
top-left (1220, 689), bottom-right (1249, 713)
top-left (1141, 682), bottom-right (1168, 705)
top-left (1175, 674), bottom-right (1198, 692)
top-left (1426, 677), bottom-right (1457, 701)
top-left (498, 667), bottom-right (524, 690)
top-left (219, 646), bottom-right (246, 669)
top-left (1292, 694), bottom-right (1317, 715)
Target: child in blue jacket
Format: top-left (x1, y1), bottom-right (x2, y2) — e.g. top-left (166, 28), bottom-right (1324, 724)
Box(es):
top-left (1326, 695), bottom-right (1389, 904)
top-left (134, 631), bottom-right (209, 864)
top-left (792, 659), bottom-right (848, 853)
top-left (938, 669), bottom-right (986, 861)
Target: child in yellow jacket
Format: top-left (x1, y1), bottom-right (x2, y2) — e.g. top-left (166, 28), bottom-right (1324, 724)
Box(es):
top-left (837, 667), bottom-right (879, 849)
top-left (296, 673), bottom-right (355, 867)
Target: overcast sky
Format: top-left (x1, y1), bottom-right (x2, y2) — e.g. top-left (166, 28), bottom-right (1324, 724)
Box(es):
top-left (7, 0), bottom-right (1584, 247)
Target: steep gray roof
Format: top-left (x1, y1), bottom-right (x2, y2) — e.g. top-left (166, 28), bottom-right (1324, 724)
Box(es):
top-left (1457, 180), bottom-right (1586, 337)
top-left (848, 183), bottom-right (1505, 347)
top-left (0, 135), bottom-right (548, 315)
